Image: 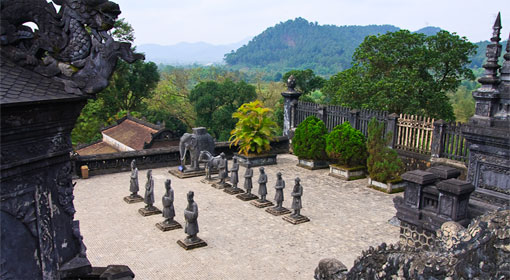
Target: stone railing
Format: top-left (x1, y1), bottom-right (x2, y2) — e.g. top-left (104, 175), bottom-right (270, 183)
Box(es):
top-left (73, 136), bottom-right (289, 177)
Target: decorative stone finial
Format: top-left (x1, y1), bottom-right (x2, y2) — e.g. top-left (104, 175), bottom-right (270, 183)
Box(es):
top-left (478, 12), bottom-right (503, 87)
top-left (492, 12), bottom-right (502, 43)
top-left (287, 75), bottom-right (297, 93)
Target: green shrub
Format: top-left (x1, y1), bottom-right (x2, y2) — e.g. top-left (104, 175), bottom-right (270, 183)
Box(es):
top-left (366, 118), bottom-right (404, 183)
top-left (325, 122), bottom-right (367, 166)
top-left (292, 116), bottom-right (327, 160)
top-left (229, 100), bottom-right (278, 155)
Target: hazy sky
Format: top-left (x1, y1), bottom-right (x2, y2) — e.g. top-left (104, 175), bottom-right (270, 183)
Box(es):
top-left (113, 0), bottom-right (509, 46)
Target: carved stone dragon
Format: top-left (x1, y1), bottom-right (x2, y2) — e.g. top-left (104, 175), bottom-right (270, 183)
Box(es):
top-left (315, 208), bottom-right (510, 280)
top-left (0, 0), bottom-right (144, 95)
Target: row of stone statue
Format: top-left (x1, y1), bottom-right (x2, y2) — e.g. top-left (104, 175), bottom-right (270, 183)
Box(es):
top-left (206, 156), bottom-right (309, 224)
top-left (123, 160), bottom-right (206, 250)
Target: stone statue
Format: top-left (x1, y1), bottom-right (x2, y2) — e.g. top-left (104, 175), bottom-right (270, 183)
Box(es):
top-left (179, 127), bottom-right (215, 173)
top-left (0, 0), bottom-right (144, 95)
top-left (224, 157), bottom-right (244, 194)
top-left (156, 179), bottom-right (182, 231)
top-left (177, 191), bottom-right (207, 250)
top-left (291, 177), bottom-right (303, 217)
top-left (244, 164), bottom-right (254, 194)
top-left (184, 191), bottom-right (199, 242)
top-left (250, 166), bottom-right (274, 208)
top-left (266, 172), bottom-right (290, 215)
top-left (144, 170), bottom-right (155, 210)
top-left (199, 151), bottom-right (221, 180)
top-left (257, 167), bottom-right (267, 199)
top-left (274, 172), bottom-right (285, 209)
top-left (230, 157), bottom-right (239, 189)
top-left (162, 179), bottom-right (176, 224)
top-left (123, 159), bottom-right (143, 203)
top-left (283, 177), bottom-right (309, 223)
top-left (218, 152), bottom-right (228, 185)
top-left (129, 160), bottom-right (139, 197)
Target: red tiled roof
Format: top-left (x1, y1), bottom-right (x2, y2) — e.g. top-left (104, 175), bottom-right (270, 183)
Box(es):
top-left (102, 119), bottom-right (158, 150)
top-left (76, 141), bottom-right (119, 156)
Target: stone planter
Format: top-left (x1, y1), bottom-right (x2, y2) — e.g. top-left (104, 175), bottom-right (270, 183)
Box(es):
top-left (297, 158), bottom-right (329, 170)
top-left (236, 153), bottom-right (277, 167)
top-left (368, 177), bottom-right (405, 193)
top-left (328, 164), bottom-right (366, 181)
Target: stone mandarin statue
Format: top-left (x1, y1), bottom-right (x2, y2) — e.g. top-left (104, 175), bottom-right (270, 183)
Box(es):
top-left (218, 152), bottom-right (228, 185)
top-left (266, 172), bottom-right (290, 215)
top-left (257, 167), bottom-right (267, 200)
top-left (129, 160), bottom-right (139, 197)
top-left (177, 191), bottom-right (207, 249)
top-left (291, 177), bottom-right (303, 217)
top-left (144, 170), bottom-right (155, 210)
top-left (244, 164), bottom-right (254, 193)
top-left (230, 157), bottom-right (239, 189)
top-left (274, 172), bottom-right (285, 210)
top-left (184, 191), bottom-right (199, 242)
top-left (162, 179), bottom-right (176, 224)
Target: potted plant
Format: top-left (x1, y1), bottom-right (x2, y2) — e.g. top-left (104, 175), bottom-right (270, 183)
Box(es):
top-left (325, 122), bottom-right (368, 180)
top-left (292, 115), bottom-right (329, 169)
top-left (366, 118), bottom-right (405, 193)
top-left (229, 100), bottom-right (279, 167)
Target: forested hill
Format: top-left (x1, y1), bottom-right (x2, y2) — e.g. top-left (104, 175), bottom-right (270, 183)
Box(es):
top-left (224, 18), bottom-right (441, 76)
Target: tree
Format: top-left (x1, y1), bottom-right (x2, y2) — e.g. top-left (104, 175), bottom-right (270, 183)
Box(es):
top-left (324, 30), bottom-right (476, 121)
top-left (189, 79), bottom-right (257, 141)
top-left (111, 18), bottom-right (135, 43)
top-left (146, 71), bottom-right (196, 129)
top-left (282, 69), bottom-right (326, 95)
top-left (98, 59), bottom-right (159, 115)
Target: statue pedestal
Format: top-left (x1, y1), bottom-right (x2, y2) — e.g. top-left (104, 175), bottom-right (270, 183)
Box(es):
top-left (59, 256), bottom-right (92, 279)
top-left (169, 168), bottom-right (207, 179)
top-left (266, 206), bottom-right (291, 216)
top-left (250, 199), bottom-right (274, 208)
top-left (155, 221), bottom-right (182, 232)
top-left (224, 187), bottom-right (244, 195)
top-left (123, 195), bottom-right (143, 204)
top-left (212, 182), bottom-right (231, 189)
top-left (177, 237), bottom-right (207, 250)
top-left (283, 214), bottom-right (310, 225)
top-left (138, 207), bottom-right (162, 217)
top-left (236, 193), bottom-right (258, 201)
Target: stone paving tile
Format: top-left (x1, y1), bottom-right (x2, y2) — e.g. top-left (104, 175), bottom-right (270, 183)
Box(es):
top-left (74, 154), bottom-right (401, 280)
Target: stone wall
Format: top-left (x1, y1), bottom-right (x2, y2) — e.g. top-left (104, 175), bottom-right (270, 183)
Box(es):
top-left (73, 136), bottom-right (289, 177)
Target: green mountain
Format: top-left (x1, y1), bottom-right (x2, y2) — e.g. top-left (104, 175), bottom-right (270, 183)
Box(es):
top-left (224, 18), bottom-right (400, 76)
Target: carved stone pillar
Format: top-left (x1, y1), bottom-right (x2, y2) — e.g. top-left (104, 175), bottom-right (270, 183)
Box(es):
top-left (463, 13), bottom-right (510, 210)
top-left (1, 59), bottom-right (89, 279)
top-left (281, 75), bottom-right (302, 137)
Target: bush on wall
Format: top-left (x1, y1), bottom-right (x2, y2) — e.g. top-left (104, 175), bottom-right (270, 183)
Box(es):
top-left (292, 115), bottom-right (327, 160)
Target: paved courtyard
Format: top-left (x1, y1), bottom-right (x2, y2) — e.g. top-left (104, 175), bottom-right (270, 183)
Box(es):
top-left (74, 154), bottom-right (401, 280)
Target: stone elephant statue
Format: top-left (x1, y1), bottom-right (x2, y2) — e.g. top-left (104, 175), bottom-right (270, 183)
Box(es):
top-left (179, 128), bottom-right (215, 172)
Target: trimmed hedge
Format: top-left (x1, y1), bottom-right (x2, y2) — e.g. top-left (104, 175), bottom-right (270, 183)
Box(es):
top-left (325, 122), bottom-right (367, 166)
top-left (292, 115), bottom-right (327, 160)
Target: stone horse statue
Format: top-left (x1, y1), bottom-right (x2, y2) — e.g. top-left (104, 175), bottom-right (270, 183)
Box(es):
top-left (198, 151), bottom-right (222, 180)
top-left (179, 127), bottom-right (214, 172)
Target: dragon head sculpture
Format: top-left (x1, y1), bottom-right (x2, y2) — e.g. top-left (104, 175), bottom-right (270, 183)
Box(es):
top-left (0, 0), bottom-right (144, 95)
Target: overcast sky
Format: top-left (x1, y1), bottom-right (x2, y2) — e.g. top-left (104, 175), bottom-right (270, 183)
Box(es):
top-left (113, 0), bottom-right (509, 46)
